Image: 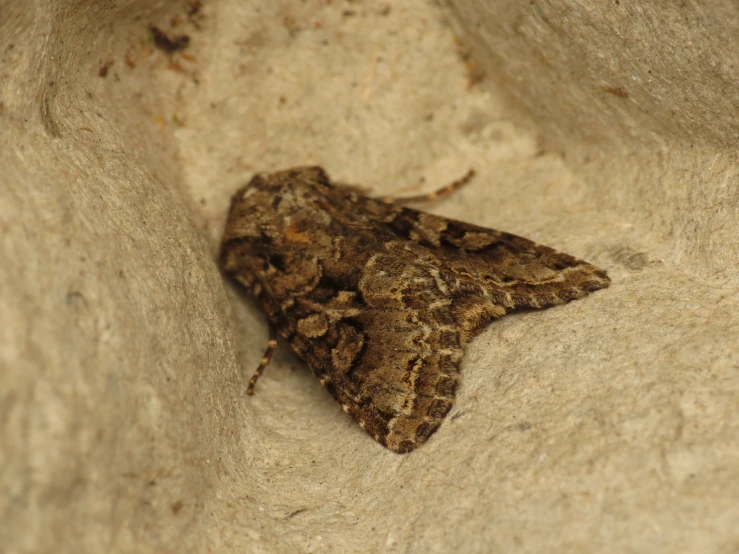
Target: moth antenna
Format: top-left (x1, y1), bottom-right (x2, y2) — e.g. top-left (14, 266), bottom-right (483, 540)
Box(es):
top-left (246, 324), bottom-right (279, 395)
top-left (379, 169), bottom-right (476, 204)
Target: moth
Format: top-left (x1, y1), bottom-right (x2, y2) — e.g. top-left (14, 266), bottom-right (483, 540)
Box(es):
top-left (219, 167), bottom-right (610, 453)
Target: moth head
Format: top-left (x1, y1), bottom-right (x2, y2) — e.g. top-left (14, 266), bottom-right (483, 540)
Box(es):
top-left (224, 166), bottom-right (336, 236)
top-left (219, 167), bottom-right (337, 297)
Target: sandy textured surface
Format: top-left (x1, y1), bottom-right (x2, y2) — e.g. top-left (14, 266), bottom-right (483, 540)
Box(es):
top-left (1, 0), bottom-right (737, 552)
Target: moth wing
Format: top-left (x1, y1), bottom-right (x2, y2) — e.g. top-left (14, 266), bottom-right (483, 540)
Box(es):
top-left (362, 198), bottom-right (611, 311)
top-left (289, 251), bottom-right (494, 454)
top-left (292, 190), bottom-right (610, 453)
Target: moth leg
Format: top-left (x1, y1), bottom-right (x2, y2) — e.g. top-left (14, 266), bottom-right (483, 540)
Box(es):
top-left (246, 323), bottom-right (278, 395)
top-left (379, 169), bottom-right (476, 204)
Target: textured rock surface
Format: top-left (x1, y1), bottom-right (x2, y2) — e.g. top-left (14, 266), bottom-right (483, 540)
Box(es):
top-left (1, 1), bottom-right (737, 552)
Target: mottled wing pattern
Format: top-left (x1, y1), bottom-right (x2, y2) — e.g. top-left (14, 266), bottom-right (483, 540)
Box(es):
top-left (311, 191), bottom-right (608, 452)
top-left (219, 166), bottom-right (610, 453)
top-left (285, 250), bottom-right (472, 453)
top-left (373, 201), bottom-right (611, 313)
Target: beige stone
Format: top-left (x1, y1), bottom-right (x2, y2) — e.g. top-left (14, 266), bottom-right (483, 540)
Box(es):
top-left (1, 1), bottom-right (737, 552)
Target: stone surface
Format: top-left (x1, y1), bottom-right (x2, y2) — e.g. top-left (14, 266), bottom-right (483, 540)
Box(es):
top-left (1, 1), bottom-right (737, 552)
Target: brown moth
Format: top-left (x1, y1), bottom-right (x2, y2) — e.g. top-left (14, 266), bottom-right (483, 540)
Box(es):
top-left (219, 167), bottom-right (610, 453)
